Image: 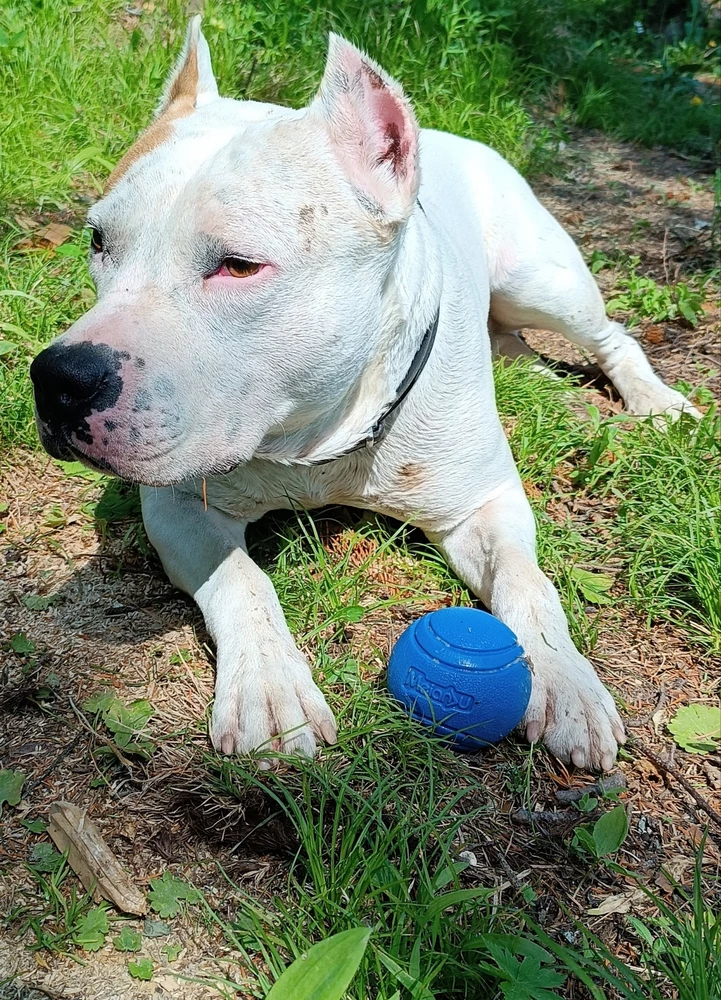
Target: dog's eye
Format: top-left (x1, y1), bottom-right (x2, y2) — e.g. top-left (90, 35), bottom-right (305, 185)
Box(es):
top-left (221, 257), bottom-right (262, 279)
top-left (90, 228), bottom-right (103, 254)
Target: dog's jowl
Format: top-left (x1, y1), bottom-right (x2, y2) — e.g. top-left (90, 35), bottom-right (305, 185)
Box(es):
top-left (31, 17), bottom-right (698, 770)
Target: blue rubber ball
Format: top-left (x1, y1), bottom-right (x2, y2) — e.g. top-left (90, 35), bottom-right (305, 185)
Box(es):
top-left (387, 607), bottom-right (531, 750)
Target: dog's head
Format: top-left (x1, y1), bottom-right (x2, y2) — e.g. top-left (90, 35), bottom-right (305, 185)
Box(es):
top-left (31, 18), bottom-right (420, 484)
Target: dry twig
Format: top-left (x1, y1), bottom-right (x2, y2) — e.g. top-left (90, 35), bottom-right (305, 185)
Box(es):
top-left (630, 736), bottom-right (721, 833)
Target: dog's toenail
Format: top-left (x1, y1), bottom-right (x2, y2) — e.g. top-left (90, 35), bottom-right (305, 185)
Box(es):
top-left (525, 722), bottom-right (541, 743)
top-left (320, 720), bottom-right (338, 744)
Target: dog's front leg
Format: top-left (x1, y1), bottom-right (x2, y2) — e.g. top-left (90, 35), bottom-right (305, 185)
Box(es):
top-left (433, 483), bottom-right (625, 771)
top-left (141, 488), bottom-right (336, 756)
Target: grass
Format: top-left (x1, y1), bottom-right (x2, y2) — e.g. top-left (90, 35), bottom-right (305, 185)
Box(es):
top-left (533, 840), bottom-right (721, 1000)
top-left (494, 362), bottom-right (721, 654)
top-left (202, 711), bottom-right (505, 999)
top-left (1, 2), bottom-right (720, 998)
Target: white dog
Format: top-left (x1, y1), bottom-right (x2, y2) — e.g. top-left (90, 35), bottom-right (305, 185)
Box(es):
top-left (31, 19), bottom-right (695, 771)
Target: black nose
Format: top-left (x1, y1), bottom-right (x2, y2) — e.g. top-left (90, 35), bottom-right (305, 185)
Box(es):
top-left (31, 342), bottom-right (123, 428)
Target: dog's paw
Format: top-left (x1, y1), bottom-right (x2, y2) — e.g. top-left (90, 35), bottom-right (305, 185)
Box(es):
top-left (522, 656), bottom-right (625, 772)
top-left (210, 647), bottom-right (336, 759)
top-left (623, 382), bottom-right (701, 421)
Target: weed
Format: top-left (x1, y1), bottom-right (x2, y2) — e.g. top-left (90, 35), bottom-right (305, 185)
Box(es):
top-left (127, 957), bottom-right (154, 981)
top-left (147, 872), bottom-right (201, 919)
top-left (571, 803), bottom-right (629, 860)
top-left (532, 839), bottom-right (721, 1000)
top-left (9, 848), bottom-right (103, 955)
top-left (607, 266), bottom-right (705, 326)
top-left (82, 690), bottom-right (156, 758)
top-left (0, 769), bottom-right (25, 814)
top-left (667, 703), bottom-right (721, 754)
top-left (265, 927), bottom-right (371, 1000)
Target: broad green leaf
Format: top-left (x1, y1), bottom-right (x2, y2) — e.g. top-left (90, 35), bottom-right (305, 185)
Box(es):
top-left (468, 934), bottom-right (555, 965)
top-left (161, 942), bottom-right (182, 962)
top-left (340, 605), bottom-right (365, 623)
top-left (484, 944), bottom-right (565, 1000)
top-left (266, 926), bottom-right (371, 1000)
top-left (432, 860), bottom-right (469, 890)
top-left (0, 341), bottom-right (18, 355)
top-left (147, 871), bottom-right (200, 918)
top-left (128, 957), bottom-right (154, 980)
top-left (22, 594), bottom-right (57, 611)
top-left (570, 567), bottom-right (614, 606)
top-left (55, 460), bottom-right (105, 482)
top-left (28, 842), bottom-right (63, 872)
top-left (74, 908), bottom-right (109, 951)
top-left (0, 769), bottom-right (25, 814)
top-left (83, 689), bottom-right (120, 714)
top-left (572, 827), bottom-right (597, 856)
top-left (10, 633), bottom-right (35, 654)
top-left (592, 805), bottom-right (628, 857)
top-left (143, 918), bottom-right (171, 937)
top-left (20, 818), bottom-right (47, 833)
top-left (105, 699), bottom-right (154, 747)
top-left (55, 243), bottom-right (87, 258)
top-left (668, 704), bottom-right (721, 754)
top-left (113, 925), bottom-right (142, 952)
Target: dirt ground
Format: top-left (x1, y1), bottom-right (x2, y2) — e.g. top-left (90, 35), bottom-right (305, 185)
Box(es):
top-left (1, 132), bottom-right (720, 998)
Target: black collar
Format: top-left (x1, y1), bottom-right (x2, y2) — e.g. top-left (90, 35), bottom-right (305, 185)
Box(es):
top-left (311, 304), bottom-right (440, 465)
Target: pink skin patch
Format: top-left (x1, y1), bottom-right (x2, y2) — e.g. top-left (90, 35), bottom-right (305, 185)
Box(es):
top-left (319, 39), bottom-right (418, 216)
top-left (67, 355), bottom-right (182, 475)
top-left (205, 261), bottom-right (273, 286)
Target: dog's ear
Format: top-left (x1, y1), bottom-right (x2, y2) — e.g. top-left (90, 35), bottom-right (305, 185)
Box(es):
top-left (312, 35), bottom-right (419, 223)
top-left (157, 15), bottom-right (219, 117)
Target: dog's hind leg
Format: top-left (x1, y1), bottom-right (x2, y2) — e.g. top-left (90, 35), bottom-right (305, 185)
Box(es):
top-left (430, 482), bottom-right (625, 771)
top-left (489, 317), bottom-right (562, 380)
top-left (488, 210), bottom-right (699, 418)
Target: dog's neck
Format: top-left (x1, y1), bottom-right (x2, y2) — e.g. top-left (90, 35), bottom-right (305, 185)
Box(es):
top-left (254, 207), bottom-right (443, 465)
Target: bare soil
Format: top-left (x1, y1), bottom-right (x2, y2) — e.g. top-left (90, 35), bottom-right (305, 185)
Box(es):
top-left (1, 132), bottom-right (720, 998)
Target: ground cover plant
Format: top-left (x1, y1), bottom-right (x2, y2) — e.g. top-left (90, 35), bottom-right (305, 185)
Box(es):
top-left (1, 1), bottom-right (720, 998)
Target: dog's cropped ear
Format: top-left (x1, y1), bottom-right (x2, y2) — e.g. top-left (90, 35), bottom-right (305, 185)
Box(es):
top-left (312, 35), bottom-right (419, 224)
top-left (157, 15), bottom-right (219, 117)
top-left (104, 17), bottom-right (219, 192)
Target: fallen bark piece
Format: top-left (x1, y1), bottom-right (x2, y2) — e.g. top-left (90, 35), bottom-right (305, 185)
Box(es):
top-left (48, 801), bottom-right (147, 915)
top-left (554, 771), bottom-right (626, 803)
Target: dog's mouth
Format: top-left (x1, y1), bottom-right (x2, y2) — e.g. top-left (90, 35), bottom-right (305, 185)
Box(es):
top-left (37, 414), bottom-right (250, 488)
top-left (37, 424), bottom-right (118, 476)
